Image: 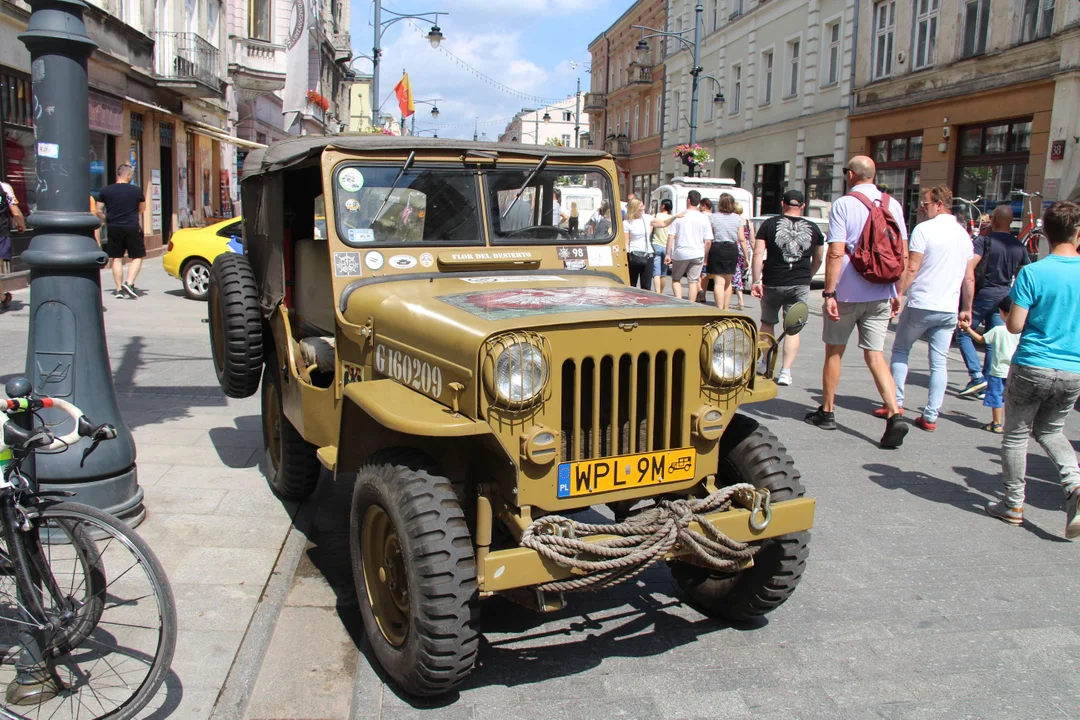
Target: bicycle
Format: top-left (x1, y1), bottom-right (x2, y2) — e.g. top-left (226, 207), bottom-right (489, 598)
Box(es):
top-left (953, 195), bottom-right (985, 239)
top-left (0, 377), bottom-right (176, 719)
top-left (1013, 189), bottom-right (1048, 262)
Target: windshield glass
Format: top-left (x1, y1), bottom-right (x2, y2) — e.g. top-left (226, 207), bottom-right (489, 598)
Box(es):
top-left (333, 164), bottom-right (483, 247)
top-left (486, 167), bottom-right (615, 244)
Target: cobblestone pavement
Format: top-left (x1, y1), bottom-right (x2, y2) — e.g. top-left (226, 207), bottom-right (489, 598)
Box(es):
top-left (2, 259), bottom-right (1077, 720)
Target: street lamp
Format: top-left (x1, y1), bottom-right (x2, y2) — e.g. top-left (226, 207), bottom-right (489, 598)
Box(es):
top-left (18, 0), bottom-right (142, 522)
top-left (370, 2), bottom-right (448, 126)
top-left (410, 98), bottom-right (441, 135)
top-left (633, 2), bottom-right (725, 153)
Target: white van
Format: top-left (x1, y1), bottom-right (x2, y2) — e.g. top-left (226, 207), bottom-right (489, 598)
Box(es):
top-left (648, 177), bottom-right (754, 224)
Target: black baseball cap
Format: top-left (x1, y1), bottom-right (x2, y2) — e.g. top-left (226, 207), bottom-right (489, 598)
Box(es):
top-left (782, 190), bottom-right (805, 206)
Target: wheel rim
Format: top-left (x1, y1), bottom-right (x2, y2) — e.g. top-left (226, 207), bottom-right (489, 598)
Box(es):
top-left (209, 285), bottom-right (225, 374)
top-left (361, 506), bottom-right (409, 646)
top-left (262, 376), bottom-right (282, 471)
top-left (185, 263), bottom-right (211, 296)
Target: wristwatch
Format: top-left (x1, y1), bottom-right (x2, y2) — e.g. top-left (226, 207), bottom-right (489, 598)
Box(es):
top-left (822, 291), bottom-right (837, 299)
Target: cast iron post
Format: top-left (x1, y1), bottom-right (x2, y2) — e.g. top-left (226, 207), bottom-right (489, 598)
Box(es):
top-left (19, 0), bottom-right (143, 525)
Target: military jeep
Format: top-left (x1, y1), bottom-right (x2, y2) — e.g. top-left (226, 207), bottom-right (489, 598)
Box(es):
top-left (206, 136), bottom-right (814, 697)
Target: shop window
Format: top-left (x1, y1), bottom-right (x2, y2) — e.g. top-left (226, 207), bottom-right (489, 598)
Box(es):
top-left (805, 155), bottom-right (835, 203)
top-left (962, 0), bottom-right (991, 57)
top-left (129, 112), bottom-right (144, 187)
top-left (825, 22), bottom-right (841, 86)
top-left (870, 132), bottom-right (923, 228)
top-left (1019, 0), bottom-right (1053, 43)
top-left (761, 50), bottom-right (774, 105)
top-left (249, 0), bottom-right (272, 42)
top-left (913, 0), bottom-right (939, 69)
top-left (872, 1), bottom-right (896, 80)
top-left (1, 70), bottom-right (36, 214)
top-left (956, 118), bottom-right (1033, 217)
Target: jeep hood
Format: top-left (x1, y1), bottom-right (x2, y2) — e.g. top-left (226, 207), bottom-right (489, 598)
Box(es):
top-left (340, 272), bottom-right (729, 359)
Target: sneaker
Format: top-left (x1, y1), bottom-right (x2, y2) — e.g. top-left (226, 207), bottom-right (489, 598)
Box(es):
top-left (121, 282), bottom-right (138, 299)
top-left (111, 289), bottom-right (127, 299)
top-left (804, 406), bottom-right (837, 430)
top-left (986, 500), bottom-right (1024, 526)
top-left (880, 414), bottom-right (909, 448)
top-left (914, 416), bottom-right (937, 432)
top-left (872, 406), bottom-right (902, 419)
top-left (775, 369), bottom-right (792, 386)
top-left (975, 391), bottom-right (986, 401)
top-left (959, 378), bottom-right (988, 398)
top-left (1066, 487), bottom-right (1080, 540)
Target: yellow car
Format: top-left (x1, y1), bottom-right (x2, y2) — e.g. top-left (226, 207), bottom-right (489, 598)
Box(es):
top-left (163, 217), bottom-right (243, 300)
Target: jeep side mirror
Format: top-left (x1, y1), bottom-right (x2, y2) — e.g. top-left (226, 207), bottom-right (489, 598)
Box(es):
top-left (783, 302), bottom-right (808, 336)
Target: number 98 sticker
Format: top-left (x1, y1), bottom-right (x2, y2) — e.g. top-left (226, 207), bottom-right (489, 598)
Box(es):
top-left (374, 345), bottom-right (443, 400)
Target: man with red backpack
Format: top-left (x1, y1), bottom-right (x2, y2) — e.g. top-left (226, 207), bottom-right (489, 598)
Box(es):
top-left (806, 155), bottom-right (910, 448)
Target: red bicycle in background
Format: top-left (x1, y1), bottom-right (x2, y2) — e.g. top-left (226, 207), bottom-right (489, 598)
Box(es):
top-left (1014, 189), bottom-right (1047, 262)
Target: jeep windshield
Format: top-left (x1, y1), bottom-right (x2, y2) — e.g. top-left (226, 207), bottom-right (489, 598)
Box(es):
top-left (486, 168), bottom-right (615, 244)
top-left (334, 164), bottom-right (484, 247)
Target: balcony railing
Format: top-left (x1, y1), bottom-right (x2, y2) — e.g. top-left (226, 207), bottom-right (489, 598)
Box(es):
top-left (628, 65), bottom-right (652, 85)
top-left (583, 92), bottom-right (605, 112)
top-left (605, 137), bottom-right (630, 157)
top-left (153, 32), bottom-right (224, 96)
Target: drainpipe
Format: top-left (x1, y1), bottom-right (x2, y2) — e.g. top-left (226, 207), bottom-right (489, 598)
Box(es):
top-left (849, 0), bottom-right (859, 112)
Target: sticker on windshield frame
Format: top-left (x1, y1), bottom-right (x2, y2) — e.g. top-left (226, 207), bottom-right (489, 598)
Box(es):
top-left (333, 252), bottom-right (363, 277)
top-left (338, 168), bottom-right (364, 192)
top-left (365, 251), bottom-right (384, 271)
top-left (388, 254), bottom-right (418, 270)
top-left (344, 198), bottom-right (360, 212)
top-left (419, 252), bottom-right (434, 268)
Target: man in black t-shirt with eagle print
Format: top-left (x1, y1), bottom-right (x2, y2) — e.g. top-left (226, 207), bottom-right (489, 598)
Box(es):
top-left (751, 190), bottom-right (825, 386)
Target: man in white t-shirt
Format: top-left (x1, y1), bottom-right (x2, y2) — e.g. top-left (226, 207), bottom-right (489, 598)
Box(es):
top-left (665, 190), bottom-right (713, 300)
top-left (885, 185), bottom-right (974, 431)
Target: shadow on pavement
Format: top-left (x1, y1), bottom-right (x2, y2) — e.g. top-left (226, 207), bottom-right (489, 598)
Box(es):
top-left (746, 394), bottom-right (881, 447)
top-left (143, 669), bottom-right (185, 720)
top-left (865, 462), bottom-right (1069, 543)
top-left (207, 414), bottom-right (262, 468)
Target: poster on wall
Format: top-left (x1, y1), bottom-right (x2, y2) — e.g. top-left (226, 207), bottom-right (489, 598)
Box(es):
top-left (150, 167), bottom-right (163, 233)
top-left (176, 140), bottom-right (188, 211)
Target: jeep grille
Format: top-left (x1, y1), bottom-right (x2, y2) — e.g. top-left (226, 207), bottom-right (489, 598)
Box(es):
top-left (560, 351), bottom-right (687, 461)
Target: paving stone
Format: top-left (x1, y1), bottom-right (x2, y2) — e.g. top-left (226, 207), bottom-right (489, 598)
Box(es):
top-left (173, 583), bottom-right (262, 633)
top-left (172, 546), bottom-right (280, 587)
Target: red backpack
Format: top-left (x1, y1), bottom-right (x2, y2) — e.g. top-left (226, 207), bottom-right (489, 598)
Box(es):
top-left (846, 191), bottom-right (905, 284)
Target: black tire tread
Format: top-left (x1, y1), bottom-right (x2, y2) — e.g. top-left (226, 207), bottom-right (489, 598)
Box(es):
top-left (262, 362), bottom-right (322, 501)
top-left (672, 413), bottom-right (810, 623)
top-left (351, 450), bottom-right (478, 697)
top-left (209, 254), bottom-right (263, 398)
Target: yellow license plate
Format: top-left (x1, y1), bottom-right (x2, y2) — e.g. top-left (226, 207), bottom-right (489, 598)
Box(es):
top-left (557, 448), bottom-right (697, 498)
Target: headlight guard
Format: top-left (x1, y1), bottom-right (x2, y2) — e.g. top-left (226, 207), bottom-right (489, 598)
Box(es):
top-left (482, 331), bottom-right (551, 411)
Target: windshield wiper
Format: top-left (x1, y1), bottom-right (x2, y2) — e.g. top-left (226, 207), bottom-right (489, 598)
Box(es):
top-left (369, 151), bottom-right (416, 228)
top-left (501, 155), bottom-right (548, 220)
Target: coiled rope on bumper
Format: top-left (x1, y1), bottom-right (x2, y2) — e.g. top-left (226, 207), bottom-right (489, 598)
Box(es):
top-left (519, 483), bottom-right (762, 593)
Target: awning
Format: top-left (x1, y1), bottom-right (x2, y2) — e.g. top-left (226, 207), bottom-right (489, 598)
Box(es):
top-left (123, 95), bottom-right (177, 118)
top-left (188, 122), bottom-right (267, 150)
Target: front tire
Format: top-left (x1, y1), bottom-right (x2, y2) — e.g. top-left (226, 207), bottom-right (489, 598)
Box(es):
top-left (208, 253), bottom-right (263, 398)
top-left (261, 361), bottom-right (322, 501)
top-left (350, 452), bottom-right (479, 697)
top-left (671, 413), bottom-right (810, 622)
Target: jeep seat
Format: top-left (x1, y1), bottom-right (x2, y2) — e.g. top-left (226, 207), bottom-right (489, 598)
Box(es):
top-left (293, 238), bottom-right (335, 336)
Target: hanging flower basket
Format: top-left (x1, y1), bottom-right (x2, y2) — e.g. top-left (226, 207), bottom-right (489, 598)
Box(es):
top-left (306, 90), bottom-right (330, 111)
top-left (674, 143), bottom-right (711, 167)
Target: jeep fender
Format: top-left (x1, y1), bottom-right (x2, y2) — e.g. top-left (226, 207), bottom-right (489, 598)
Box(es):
top-left (334, 380), bottom-right (511, 489)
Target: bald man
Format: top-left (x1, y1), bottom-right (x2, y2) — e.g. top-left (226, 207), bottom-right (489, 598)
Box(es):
top-left (805, 154), bottom-right (910, 448)
top-left (956, 203), bottom-right (1030, 398)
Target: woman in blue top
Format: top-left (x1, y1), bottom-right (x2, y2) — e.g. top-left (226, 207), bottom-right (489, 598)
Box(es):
top-left (987, 201), bottom-right (1080, 540)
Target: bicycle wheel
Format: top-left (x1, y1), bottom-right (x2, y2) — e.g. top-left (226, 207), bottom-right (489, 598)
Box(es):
top-left (0, 501), bottom-right (176, 720)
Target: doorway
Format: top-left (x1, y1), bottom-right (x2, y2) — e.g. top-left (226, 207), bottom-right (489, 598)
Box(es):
top-left (159, 139), bottom-right (174, 242)
top-left (754, 162), bottom-right (789, 215)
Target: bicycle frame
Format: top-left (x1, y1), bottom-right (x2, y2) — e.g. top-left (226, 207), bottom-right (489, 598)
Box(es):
top-left (954, 196), bottom-right (983, 238)
top-left (1014, 189), bottom-right (1043, 256)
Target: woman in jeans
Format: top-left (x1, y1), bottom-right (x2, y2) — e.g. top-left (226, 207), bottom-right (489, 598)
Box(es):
top-left (702, 193), bottom-right (750, 310)
top-left (623, 198), bottom-right (679, 291)
top-left (987, 201), bottom-right (1080, 539)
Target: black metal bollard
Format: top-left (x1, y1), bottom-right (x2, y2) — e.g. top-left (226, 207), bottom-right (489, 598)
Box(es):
top-left (18, 0), bottom-right (143, 525)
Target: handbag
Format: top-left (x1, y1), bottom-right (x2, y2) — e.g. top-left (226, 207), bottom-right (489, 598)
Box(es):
top-left (627, 217), bottom-right (654, 266)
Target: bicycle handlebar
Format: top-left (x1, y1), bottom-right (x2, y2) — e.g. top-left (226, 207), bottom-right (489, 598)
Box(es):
top-left (1, 395), bottom-right (117, 454)
top-left (1013, 189), bottom-right (1042, 198)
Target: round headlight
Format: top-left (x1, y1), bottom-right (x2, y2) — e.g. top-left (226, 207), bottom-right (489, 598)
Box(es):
top-left (704, 325), bottom-right (754, 386)
top-left (493, 343), bottom-right (548, 406)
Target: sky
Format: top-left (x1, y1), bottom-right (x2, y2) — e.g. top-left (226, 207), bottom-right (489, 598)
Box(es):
top-left (349, 0), bottom-right (628, 140)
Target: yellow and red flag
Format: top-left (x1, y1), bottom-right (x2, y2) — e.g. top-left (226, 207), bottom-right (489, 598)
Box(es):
top-left (394, 74), bottom-right (415, 119)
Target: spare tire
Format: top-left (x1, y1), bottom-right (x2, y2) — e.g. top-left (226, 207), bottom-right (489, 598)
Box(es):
top-left (208, 254), bottom-right (263, 398)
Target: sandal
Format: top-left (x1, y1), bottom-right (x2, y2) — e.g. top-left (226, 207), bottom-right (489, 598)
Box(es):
top-left (982, 422), bottom-right (1003, 434)
top-left (0, 292), bottom-right (11, 311)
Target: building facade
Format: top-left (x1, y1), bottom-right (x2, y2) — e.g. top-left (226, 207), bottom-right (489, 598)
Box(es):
top-left (585, 0), bottom-right (667, 200)
top-left (849, 0), bottom-right (1080, 226)
top-left (661, 0), bottom-right (855, 216)
top-left (0, 0), bottom-right (353, 285)
top-left (498, 96), bottom-right (582, 147)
